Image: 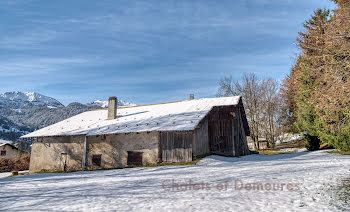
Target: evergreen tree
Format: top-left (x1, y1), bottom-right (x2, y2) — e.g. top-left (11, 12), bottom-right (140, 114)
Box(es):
top-left (296, 9), bottom-right (330, 139)
top-left (284, 1), bottom-right (350, 150)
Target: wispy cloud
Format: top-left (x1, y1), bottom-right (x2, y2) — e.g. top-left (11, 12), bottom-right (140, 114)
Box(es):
top-left (0, 57), bottom-right (88, 76)
top-left (0, 30), bottom-right (59, 50)
top-left (0, 0), bottom-right (336, 105)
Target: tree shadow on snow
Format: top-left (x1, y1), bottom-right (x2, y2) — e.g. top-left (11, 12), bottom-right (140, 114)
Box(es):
top-left (203, 151), bottom-right (313, 164)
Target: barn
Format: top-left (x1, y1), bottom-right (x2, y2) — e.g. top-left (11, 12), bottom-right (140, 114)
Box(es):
top-left (0, 142), bottom-right (20, 159)
top-left (22, 96), bottom-right (250, 173)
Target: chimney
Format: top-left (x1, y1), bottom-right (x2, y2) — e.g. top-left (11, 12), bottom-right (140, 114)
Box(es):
top-left (107, 96), bottom-right (117, 120)
top-left (189, 94), bottom-right (194, 100)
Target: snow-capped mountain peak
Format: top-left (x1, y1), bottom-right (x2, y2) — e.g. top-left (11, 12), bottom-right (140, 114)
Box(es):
top-left (0, 91), bottom-right (65, 108)
top-left (88, 99), bottom-right (136, 108)
top-left (0, 92), bottom-right (135, 142)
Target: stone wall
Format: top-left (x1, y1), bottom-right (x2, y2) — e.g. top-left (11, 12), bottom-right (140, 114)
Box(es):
top-left (29, 132), bottom-right (159, 173)
top-left (29, 135), bottom-right (85, 173)
top-left (86, 132), bottom-right (159, 170)
top-left (0, 144), bottom-right (20, 159)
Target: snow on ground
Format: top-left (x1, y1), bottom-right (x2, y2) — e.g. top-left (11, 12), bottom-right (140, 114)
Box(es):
top-left (0, 172), bottom-right (12, 178)
top-left (276, 133), bottom-right (304, 144)
top-left (0, 150), bottom-right (349, 211)
top-left (0, 170), bottom-right (29, 178)
top-left (279, 148), bottom-right (308, 153)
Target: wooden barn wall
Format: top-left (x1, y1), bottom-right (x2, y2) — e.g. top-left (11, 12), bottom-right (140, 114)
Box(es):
top-left (237, 98), bottom-right (250, 136)
top-left (208, 105), bottom-right (250, 157)
top-left (208, 106), bottom-right (235, 156)
top-left (160, 131), bottom-right (193, 163)
top-left (233, 106), bottom-right (250, 156)
top-left (193, 118), bottom-right (210, 158)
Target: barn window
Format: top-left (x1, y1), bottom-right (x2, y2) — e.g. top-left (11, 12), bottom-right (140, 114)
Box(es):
top-left (92, 154), bottom-right (102, 166)
top-left (127, 151), bottom-right (143, 166)
top-left (1, 151), bottom-right (6, 156)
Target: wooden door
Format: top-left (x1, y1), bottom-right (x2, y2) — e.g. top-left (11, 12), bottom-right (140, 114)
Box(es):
top-left (161, 131), bottom-right (193, 163)
top-left (208, 119), bottom-right (233, 156)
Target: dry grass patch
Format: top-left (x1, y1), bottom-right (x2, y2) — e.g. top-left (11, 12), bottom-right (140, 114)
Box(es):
top-left (0, 154), bottom-right (30, 173)
top-left (259, 150), bottom-right (297, 155)
top-left (327, 150), bottom-right (350, 155)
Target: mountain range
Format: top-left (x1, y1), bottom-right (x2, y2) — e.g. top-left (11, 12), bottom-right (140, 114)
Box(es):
top-left (0, 91), bottom-right (135, 142)
top-left (0, 91), bottom-right (64, 109)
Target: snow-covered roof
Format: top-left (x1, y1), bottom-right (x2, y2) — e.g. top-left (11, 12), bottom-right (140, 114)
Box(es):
top-left (0, 139), bottom-right (12, 144)
top-left (0, 142), bottom-right (17, 149)
top-left (22, 96), bottom-right (242, 138)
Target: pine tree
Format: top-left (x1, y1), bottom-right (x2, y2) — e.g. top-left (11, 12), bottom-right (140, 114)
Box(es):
top-left (315, 0), bottom-right (350, 149)
top-left (296, 9), bottom-right (331, 140)
top-left (285, 1), bottom-right (350, 150)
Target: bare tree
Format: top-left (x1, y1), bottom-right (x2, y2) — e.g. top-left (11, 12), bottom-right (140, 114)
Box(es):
top-left (217, 74), bottom-right (284, 150)
top-left (217, 73), bottom-right (263, 150)
top-left (260, 78), bottom-right (280, 149)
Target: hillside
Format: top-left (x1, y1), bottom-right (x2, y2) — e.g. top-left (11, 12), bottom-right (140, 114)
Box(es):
top-left (0, 116), bottom-right (31, 141)
top-left (0, 92), bottom-right (134, 141)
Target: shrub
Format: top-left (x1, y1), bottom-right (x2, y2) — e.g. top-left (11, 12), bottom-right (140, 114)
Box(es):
top-left (305, 134), bottom-right (321, 151)
top-left (0, 154), bottom-right (30, 173)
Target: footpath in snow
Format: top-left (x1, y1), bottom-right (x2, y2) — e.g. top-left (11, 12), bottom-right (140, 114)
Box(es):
top-left (0, 150), bottom-right (349, 211)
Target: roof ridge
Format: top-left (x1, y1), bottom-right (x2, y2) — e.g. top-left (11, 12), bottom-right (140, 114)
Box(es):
top-left (22, 96), bottom-right (243, 138)
top-left (88, 96), bottom-right (240, 111)
top-left (88, 100), bottom-right (184, 111)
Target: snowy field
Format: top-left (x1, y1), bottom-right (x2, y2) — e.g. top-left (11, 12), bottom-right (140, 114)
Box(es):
top-left (0, 170), bottom-right (28, 179)
top-left (1, 150), bottom-right (349, 211)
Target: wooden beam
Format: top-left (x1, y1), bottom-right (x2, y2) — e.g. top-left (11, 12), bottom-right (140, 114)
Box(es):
top-left (82, 135), bottom-right (87, 171)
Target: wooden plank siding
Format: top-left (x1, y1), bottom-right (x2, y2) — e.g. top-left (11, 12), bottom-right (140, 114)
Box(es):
top-left (160, 103), bottom-right (250, 163)
top-left (160, 131), bottom-right (193, 163)
top-left (235, 105), bottom-right (250, 156)
top-left (207, 105), bottom-right (250, 157)
top-left (208, 119), bottom-right (234, 156)
top-left (208, 106), bottom-right (235, 156)
top-left (193, 118), bottom-right (210, 158)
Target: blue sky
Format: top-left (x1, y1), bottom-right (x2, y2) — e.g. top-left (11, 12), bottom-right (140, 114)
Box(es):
top-left (0, 0), bottom-right (336, 105)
